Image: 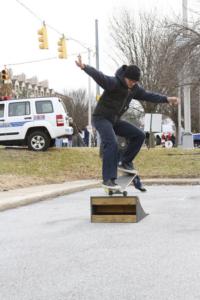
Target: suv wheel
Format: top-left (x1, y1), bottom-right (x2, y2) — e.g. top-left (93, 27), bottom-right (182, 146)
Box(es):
top-left (27, 131), bottom-right (50, 151)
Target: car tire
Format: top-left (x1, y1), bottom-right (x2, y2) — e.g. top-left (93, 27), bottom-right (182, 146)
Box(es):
top-left (27, 131), bottom-right (51, 151)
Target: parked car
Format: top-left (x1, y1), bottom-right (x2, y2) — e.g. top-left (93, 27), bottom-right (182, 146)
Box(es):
top-left (0, 97), bottom-right (73, 151)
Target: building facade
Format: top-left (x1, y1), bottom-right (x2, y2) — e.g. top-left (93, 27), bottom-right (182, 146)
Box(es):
top-left (0, 69), bottom-right (55, 99)
top-left (12, 73), bottom-right (55, 98)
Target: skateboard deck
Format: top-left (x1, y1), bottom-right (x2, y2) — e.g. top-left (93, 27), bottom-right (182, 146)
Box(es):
top-left (104, 171), bottom-right (138, 196)
top-left (104, 170), bottom-right (147, 196)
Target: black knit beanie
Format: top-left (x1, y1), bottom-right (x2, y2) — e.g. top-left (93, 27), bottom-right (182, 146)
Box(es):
top-left (124, 65), bottom-right (141, 81)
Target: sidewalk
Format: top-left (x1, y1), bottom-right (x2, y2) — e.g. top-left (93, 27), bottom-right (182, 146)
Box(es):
top-left (0, 180), bottom-right (99, 212)
top-left (0, 178), bottom-right (199, 212)
top-left (143, 178), bottom-right (200, 185)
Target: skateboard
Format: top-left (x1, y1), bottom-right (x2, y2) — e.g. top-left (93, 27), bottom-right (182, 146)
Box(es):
top-left (104, 171), bottom-right (147, 196)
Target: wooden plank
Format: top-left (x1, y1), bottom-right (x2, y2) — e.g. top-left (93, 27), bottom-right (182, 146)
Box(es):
top-left (90, 196), bottom-right (147, 223)
top-left (91, 215), bottom-right (137, 223)
top-left (93, 205), bottom-right (136, 215)
top-left (91, 196), bottom-right (138, 206)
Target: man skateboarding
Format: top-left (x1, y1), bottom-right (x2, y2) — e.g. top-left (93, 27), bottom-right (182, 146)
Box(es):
top-left (76, 55), bottom-right (179, 190)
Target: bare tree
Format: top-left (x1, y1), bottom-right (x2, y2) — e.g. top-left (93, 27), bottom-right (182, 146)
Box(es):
top-left (169, 18), bottom-right (200, 132)
top-left (109, 11), bottom-right (183, 131)
top-left (61, 89), bottom-right (89, 133)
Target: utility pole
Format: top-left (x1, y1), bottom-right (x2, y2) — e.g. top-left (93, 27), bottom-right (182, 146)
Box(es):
top-left (95, 19), bottom-right (100, 99)
top-left (87, 48), bottom-right (92, 147)
top-left (69, 37), bottom-right (93, 147)
top-left (149, 114), bottom-right (154, 148)
top-left (177, 86), bottom-right (182, 145)
top-left (182, 0), bottom-right (188, 25)
top-left (182, 0), bottom-right (194, 148)
top-left (79, 21), bottom-right (100, 148)
top-left (95, 19), bottom-right (101, 147)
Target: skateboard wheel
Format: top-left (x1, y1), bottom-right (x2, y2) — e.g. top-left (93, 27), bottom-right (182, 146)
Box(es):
top-left (109, 190), bottom-right (113, 196)
top-left (123, 191), bottom-right (127, 197)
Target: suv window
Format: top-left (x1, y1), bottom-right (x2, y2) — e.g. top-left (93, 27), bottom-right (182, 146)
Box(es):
top-left (8, 102), bottom-right (30, 117)
top-left (35, 101), bottom-right (53, 114)
top-left (59, 99), bottom-right (67, 113)
top-left (0, 104), bottom-right (4, 118)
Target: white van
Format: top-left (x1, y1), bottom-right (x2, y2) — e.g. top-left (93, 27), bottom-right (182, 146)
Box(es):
top-left (0, 97), bottom-right (73, 151)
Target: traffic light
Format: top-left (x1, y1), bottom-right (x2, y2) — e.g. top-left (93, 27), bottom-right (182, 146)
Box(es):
top-left (1, 69), bottom-right (9, 82)
top-left (58, 35), bottom-right (67, 59)
top-left (38, 23), bottom-right (48, 49)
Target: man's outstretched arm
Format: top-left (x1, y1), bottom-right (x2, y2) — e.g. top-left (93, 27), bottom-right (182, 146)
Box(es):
top-left (135, 86), bottom-right (180, 106)
top-left (75, 55), bottom-right (117, 91)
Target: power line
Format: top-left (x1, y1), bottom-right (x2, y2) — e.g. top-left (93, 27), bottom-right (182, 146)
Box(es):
top-left (4, 56), bottom-right (57, 67)
top-left (15, 0), bottom-right (93, 50)
top-left (15, 0), bottom-right (43, 22)
top-left (1, 51), bottom-right (88, 68)
top-left (16, 0), bottom-right (63, 36)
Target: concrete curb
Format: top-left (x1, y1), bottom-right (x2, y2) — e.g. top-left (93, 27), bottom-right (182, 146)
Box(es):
top-left (0, 178), bottom-right (199, 212)
top-left (0, 180), bottom-right (100, 212)
top-left (143, 178), bottom-right (200, 185)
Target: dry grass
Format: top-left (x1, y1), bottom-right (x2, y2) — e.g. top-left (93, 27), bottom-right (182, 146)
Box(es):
top-left (0, 147), bottom-right (101, 191)
top-left (136, 148), bottom-right (200, 178)
top-left (0, 146), bottom-right (200, 191)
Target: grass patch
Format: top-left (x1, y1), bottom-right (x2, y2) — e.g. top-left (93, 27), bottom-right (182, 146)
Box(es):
top-left (0, 147), bottom-right (200, 190)
top-left (0, 147), bottom-right (101, 180)
top-left (136, 148), bottom-right (200, 178)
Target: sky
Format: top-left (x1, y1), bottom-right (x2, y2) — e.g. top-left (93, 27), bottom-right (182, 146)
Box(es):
top-left (1, 0), bottom-right (199, 94)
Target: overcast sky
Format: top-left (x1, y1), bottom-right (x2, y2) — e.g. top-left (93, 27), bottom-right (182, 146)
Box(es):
top-left (1, 0), bottom-right (198, 94)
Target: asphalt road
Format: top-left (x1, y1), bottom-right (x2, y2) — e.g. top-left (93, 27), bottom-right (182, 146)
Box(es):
top-left (0, 185), bottom-right (200, 300)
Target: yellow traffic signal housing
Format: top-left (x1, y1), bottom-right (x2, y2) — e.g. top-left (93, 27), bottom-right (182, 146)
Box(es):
top-left (38, 24), bottom-right (48, 49)
top-left (1, 69), bottom-right (9, 81)
top-left (58, 36), bottom-right (67, 59)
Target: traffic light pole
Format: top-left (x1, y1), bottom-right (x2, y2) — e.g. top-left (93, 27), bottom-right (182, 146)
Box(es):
top-left (95, 19), bottom-right (101, 147)
top-left (95, 19), bottom-right (100, 98)
top-left (85, 20), bottom-right (100, 147)
top-left (88, 48), bottom-right (92, 147)
top-left (87, 19), bottom-right (100, 147)
top-left (69, 33), bottom-right (95, 147)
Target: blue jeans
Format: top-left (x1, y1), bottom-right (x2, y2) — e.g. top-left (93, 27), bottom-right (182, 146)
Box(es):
top-left (92, 117), bottom-right (145, 181)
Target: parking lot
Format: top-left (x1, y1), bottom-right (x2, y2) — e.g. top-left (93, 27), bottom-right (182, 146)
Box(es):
top-left (0, 185), bottom-right (200, 300)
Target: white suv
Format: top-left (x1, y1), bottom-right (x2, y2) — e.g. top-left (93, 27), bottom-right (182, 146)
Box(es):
top-left (0, 97), bottom-right (73, 151)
